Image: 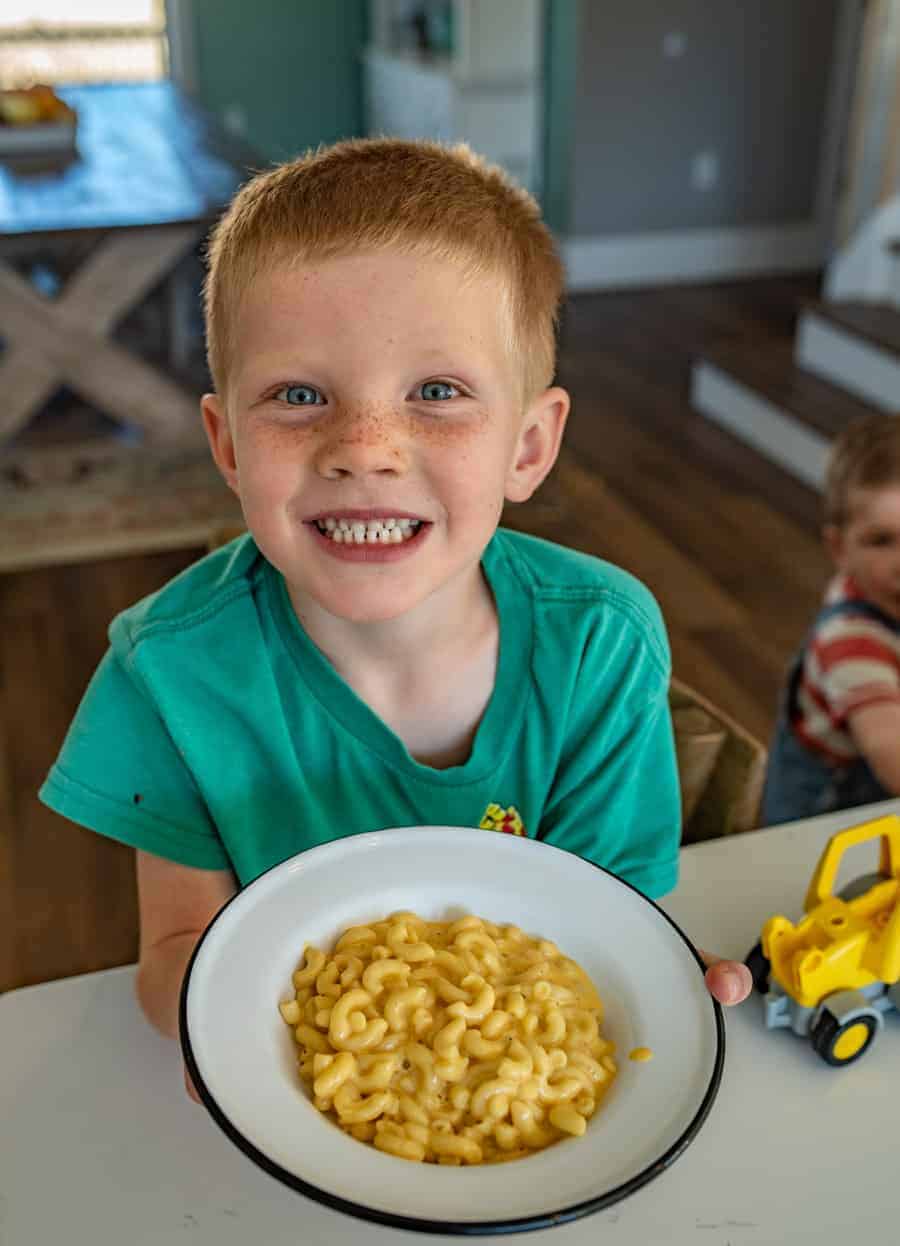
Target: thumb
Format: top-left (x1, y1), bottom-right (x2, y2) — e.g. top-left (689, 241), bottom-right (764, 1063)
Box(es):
top-left (698, 948), bottom-right (752, 1005)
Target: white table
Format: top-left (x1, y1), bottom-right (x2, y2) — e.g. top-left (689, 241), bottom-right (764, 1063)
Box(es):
top-left (3, 800), bottom-right (897, 1245)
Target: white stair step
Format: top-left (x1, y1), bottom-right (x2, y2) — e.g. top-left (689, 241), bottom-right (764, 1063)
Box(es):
top-left (690, 341), bottom-right (885, 490)
top-left (795, 301), bottom-right (900, 413)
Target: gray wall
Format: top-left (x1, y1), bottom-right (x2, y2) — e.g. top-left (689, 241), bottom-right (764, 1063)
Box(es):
top-left (570, 0), bottom-right (840, 236)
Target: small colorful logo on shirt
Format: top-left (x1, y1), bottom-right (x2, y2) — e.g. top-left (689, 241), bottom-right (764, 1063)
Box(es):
top-left (479, 802), bottom-right (526, 836)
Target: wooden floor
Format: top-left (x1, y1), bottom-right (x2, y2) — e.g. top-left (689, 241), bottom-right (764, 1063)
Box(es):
top-left (1, 273), bottom-right (830, 993)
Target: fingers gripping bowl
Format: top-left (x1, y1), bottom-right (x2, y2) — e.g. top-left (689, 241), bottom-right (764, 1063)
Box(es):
top-left (180, 828), bottom-right (724, 1235)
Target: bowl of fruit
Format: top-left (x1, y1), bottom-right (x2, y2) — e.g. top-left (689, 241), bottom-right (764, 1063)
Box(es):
top-left (0, 84), bottom-right (77, 162)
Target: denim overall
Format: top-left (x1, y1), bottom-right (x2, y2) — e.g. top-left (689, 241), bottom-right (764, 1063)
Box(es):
top-left (761, 598), bottom-right (900, 826)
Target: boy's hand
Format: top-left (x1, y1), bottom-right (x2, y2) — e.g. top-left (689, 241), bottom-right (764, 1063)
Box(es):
top-left (184, 1064), bottom-right (201, 1104)
top-left (698, 949), bottom-right (752, 1005)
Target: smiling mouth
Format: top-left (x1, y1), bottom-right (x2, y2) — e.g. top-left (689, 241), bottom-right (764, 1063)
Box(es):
top-left (312, 517), bottom-right (425, 545)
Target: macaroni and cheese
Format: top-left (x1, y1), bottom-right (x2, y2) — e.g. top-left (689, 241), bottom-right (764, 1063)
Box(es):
top-left (278, 912), bottom-right (617, 1164)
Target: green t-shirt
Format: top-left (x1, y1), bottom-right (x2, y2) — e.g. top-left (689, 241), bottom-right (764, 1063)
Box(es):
top-left (39, 529), bottom-right (680, 898)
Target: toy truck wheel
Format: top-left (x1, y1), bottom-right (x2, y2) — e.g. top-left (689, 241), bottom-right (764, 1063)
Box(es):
top-left (744, 941), bottom-right (771, 994)
top-left (810, 1008), bottom-right (879, 1067)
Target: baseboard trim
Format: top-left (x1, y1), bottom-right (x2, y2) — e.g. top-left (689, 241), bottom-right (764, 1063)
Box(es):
top-left (563, 221), bottom-right (825, 291)
top-left (691, 360), bottom-right (829, 490)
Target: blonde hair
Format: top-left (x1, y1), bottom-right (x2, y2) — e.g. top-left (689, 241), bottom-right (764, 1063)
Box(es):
top-left (203, 137), bottom-right (565, 407)
top-left (824, 414), bottom-right (900, 527)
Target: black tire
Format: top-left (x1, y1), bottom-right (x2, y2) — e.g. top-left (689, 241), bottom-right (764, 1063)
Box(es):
top-left (744, 940), bottom-right (771, 995)
top-left (810, 1007), bottom-right (879, 1067)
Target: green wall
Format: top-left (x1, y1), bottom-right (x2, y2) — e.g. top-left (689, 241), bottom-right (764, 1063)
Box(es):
top-left (189, 0), bottom-right (573, 230)
top-left (191, 0), bottom-right (368, 164)
top-left (541, 0), bottom-right (578, 234)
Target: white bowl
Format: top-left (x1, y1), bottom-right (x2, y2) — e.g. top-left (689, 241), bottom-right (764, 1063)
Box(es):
top-left (180, 828), bottom-right (723, 1235)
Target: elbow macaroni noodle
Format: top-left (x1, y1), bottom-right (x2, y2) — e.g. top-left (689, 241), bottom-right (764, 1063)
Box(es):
top-left (278, 912), bottom-right (617, 1164)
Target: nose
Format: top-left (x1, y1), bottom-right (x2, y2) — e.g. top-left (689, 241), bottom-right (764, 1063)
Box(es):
top-left (313, 405), bottom-right (411, 480)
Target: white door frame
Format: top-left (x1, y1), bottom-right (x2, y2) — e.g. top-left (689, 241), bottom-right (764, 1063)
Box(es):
top-left (828, 0), bottom-right (900, 249)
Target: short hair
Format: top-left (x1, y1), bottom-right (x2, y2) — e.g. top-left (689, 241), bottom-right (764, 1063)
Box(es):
top-left (824, 414), bottom-right (900, 526)
top-left (203, 137), bottom-right (565, 407)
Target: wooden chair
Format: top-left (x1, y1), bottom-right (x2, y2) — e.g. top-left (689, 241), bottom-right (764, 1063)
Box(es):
top-left (207, 523), bottom-right (246, 552)
top-left (669, 676), bottom-right (767, 843)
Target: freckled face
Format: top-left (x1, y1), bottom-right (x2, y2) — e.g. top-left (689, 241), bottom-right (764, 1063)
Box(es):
top-left (210, 251), bottom-right (531, 623)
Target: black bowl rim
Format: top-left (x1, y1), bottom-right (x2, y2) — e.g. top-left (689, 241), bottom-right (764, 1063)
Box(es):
top-left (179, 829), bottom-right (725, 1237)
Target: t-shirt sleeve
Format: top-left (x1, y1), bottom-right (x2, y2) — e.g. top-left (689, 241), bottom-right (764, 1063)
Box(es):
top-left (812, 617), bottom-right (900, 725)
top-left (537, 604), bottom-right (681, 900)
top-left (38, 644), bottom-right (231, 870)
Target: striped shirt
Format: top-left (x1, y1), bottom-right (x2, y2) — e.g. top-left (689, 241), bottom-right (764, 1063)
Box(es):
top-left (794, 575), bottom-right (900, 764)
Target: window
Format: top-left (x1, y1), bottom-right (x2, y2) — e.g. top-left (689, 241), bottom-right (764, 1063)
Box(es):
top-left (0, 1), bottom-right (168, 87)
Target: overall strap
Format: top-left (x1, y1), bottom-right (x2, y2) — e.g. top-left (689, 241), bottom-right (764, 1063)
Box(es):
top-left (813, 598), bottom-right (900, 635)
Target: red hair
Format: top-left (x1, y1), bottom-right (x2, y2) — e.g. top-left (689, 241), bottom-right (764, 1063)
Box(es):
top-left (203, 138), bottom-right (565, 407)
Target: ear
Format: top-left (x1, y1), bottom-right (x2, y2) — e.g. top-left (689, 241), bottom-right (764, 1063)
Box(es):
top-left (823, 523), bottom-right (845, 571)
top-left (201, 393), bottom-right (240, 495)
top-left (505, 386), bottom-right (570, 503)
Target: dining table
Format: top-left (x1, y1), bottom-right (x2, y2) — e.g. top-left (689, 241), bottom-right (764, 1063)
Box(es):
top-left (2, 798), bottom-right (896, 1245)
top-left (0, 80), bottom-right (253, 467)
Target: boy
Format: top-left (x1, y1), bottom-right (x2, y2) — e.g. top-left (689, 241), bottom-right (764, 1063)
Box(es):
top-left (39, 139), bottom-right (749, 1098)
top-left (763, 413), bottom-right (900, 824)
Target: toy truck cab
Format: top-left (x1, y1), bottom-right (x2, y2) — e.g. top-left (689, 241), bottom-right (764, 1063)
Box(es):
top-left (747, 815), bottom-right (900, 1066)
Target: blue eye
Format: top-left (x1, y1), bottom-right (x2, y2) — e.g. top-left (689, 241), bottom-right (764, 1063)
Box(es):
top-left (276, 385), bottom-right (323, 406)
top-left (420, 380), bottom-right (458, 401)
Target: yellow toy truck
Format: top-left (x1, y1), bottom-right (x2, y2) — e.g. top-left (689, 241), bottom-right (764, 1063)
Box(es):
top-left (745, 814), bottom-right (900, 1066)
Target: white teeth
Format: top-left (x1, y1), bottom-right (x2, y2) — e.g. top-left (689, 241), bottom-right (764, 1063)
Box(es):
top-left (314, 517), bottom-right (424, 545)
